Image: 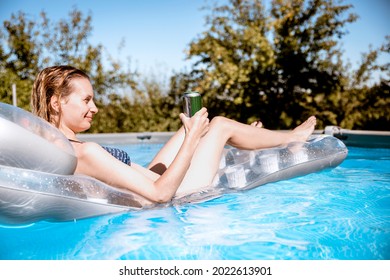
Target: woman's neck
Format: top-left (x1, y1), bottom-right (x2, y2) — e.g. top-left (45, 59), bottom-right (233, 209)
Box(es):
top-left (59, 124), bottom-right (77, 141)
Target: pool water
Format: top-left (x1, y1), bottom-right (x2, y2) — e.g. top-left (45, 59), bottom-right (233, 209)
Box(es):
top-left (0, 144), bottom-right (389, 260)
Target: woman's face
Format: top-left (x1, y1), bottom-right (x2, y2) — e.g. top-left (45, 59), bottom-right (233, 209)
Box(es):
top-left (59, 77), bottom-right (98, 134)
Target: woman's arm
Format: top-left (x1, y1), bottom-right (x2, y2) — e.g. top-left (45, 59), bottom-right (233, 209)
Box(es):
top-left (73, 108), bottom-right (209, 203)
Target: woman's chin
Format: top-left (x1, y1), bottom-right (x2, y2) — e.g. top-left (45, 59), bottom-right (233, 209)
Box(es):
top-left (78, 123), bottom-right (91, 132)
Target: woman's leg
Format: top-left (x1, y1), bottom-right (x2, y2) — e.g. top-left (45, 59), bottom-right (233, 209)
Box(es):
top-left (148, 126), bottom-right (186, 174)
top-left (175, 116), bottom-right (316, 195)
top-left (147, 119), bottom-right (264, 174)
top-left (149, 115), bottom-right (316, 181)
top-left (224, 115), bottom-right (317, 149)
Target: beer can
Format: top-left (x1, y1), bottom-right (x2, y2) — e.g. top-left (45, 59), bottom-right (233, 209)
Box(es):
top-left (182, 91), bottom-right (202, 117)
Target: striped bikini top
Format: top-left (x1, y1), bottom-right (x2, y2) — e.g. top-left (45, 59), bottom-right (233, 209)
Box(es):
top-left (68, 139), bottom-right (131, 166)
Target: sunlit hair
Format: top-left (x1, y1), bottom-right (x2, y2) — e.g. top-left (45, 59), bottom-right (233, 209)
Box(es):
top-left (31, 65), bottom-right (90, 127)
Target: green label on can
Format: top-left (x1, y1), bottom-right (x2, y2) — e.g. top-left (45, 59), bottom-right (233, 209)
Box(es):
top-left (183, 91), bottom-right (202, 117)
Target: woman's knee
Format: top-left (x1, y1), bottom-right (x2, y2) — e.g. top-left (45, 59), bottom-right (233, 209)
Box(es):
top-left (209, 116), bottom-right (233, 137)
top-left (210, 116), bottom-right (228, 126)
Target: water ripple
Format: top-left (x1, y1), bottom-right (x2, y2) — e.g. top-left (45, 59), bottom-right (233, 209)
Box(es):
top-left (1, 146), bottom-right (389, 260)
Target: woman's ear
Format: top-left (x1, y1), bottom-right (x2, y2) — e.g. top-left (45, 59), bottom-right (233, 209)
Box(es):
top-left (50, 96), bottom-right (61, 113)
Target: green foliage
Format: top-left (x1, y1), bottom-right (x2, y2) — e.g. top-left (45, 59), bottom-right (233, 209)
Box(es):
top-left (184, 0), bottom-right (388, 130)
top-left (270, 0), bottom-right (358, 127)
top-left (186, 0), bottom-right (274, 122)
top-left (1, 1), bottom-right (389, 132)
top-left (0, 11), bottom-right (39, 110)
top-left (0, 8), bottom-right (139, 123)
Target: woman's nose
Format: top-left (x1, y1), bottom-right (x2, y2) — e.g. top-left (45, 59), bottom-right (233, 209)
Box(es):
top-left (90, 101), bottom-right (99, 113)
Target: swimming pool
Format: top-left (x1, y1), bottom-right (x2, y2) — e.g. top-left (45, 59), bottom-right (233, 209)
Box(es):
top-left (0, 144), bottom-right (389, 260)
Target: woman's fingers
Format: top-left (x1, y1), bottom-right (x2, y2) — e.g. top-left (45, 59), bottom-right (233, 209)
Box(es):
top-left (196, 108), bottom-right (210, 137)
top-left (179, 112), bottom-right (187, 123)
top-left (180, 108), bottom-right (209, 137)
top-left (193, 107), bottom-right (208, 118)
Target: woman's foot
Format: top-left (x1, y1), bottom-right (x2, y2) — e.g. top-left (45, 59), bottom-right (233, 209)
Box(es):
top-left (289, 116), bottom-right (316, 142)
top-left (250, 120), bottom-right (263, 128)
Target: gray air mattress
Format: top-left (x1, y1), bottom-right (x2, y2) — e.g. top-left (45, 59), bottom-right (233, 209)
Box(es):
top-left (0, 102), bottom-right (348, 224)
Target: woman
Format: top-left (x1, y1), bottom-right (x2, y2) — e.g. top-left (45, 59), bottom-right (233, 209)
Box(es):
top-left (31, 65), bottom-right (316, 202)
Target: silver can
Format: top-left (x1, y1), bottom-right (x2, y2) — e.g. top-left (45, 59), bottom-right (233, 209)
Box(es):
top-left (182, 91), bottom-right (202, 117)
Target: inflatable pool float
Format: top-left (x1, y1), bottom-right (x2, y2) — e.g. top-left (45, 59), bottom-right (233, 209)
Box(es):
top-left (0, 102), bottom-right (348, 224)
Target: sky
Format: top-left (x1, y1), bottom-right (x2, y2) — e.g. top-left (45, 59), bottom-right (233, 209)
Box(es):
top-left (0, 0), bottom-right (389, 79)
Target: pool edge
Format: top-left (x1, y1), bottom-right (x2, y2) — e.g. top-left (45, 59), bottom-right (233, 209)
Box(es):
top-left (77, 127), bottom-right (390, 148)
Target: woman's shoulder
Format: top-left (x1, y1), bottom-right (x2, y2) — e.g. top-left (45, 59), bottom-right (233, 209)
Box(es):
top-left (72, 141), bottom-right (104, 158)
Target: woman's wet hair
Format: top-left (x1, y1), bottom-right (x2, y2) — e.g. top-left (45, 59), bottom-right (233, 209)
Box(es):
top-left (31, 65), bottom-right (90, 127)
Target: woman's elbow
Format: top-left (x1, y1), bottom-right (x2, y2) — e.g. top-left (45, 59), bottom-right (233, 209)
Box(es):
top-left (151, 191), bottom-right (174, 204)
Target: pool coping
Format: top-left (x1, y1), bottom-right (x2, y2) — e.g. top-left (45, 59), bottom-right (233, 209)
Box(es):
top-left (77, 126), bottom-right (390, 148)
top-left (323, 126), bottom-right (390, 148)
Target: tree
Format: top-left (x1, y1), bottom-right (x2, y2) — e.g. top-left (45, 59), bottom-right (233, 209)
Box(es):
top-left (184, 0), bottom-right (388, 129)
top-left (2, 3), bottom-right (388, 132)
top-left (186, 0), bottom-right (274, 124)
top-left (0, 8), bottom-right (139, 120)
top-left (0, 11), bottom-right (41, 109)
top-left (340, 36), bottom-right (390, 129)
top-left (270, 0), bottom-right (357, 127)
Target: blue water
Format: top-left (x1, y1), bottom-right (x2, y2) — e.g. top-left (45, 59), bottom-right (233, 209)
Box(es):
top-left (0, 145), bottom-right (389, 260)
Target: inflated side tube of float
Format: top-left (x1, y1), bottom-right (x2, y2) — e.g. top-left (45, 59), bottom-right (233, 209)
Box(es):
top-left (173, 134), bottom-right (348, 204)
top-left (0, 102), bottom-right (77, 174)
top-left (0, 102), bottom-right (348, 224)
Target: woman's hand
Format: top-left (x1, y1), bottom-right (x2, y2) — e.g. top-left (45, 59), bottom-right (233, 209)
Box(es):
top-left (179, 107), bottom-right (209, 140)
